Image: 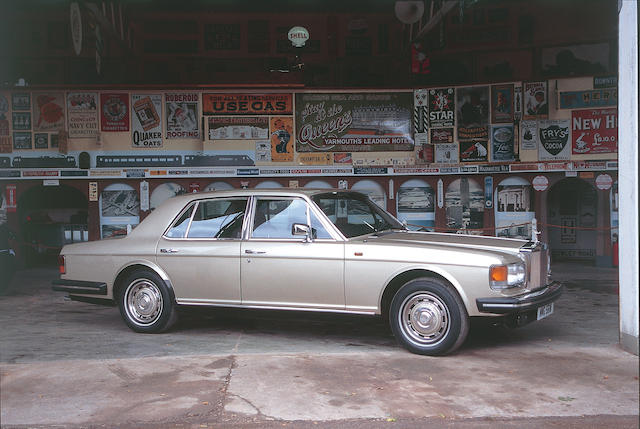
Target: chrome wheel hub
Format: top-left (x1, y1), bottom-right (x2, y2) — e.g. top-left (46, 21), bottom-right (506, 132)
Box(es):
top-left (125, 280), bottom-right (163, 326)
top-left (399, 292), bottom-right (450, 346)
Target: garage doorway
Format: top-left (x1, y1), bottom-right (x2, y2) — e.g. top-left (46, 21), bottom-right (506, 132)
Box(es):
top-left (547, 178), bottom-right (597, 263)
top-left (18, 184), bottom-right (88, 266)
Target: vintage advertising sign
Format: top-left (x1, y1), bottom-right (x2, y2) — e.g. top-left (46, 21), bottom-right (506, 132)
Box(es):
top-left (131, 94), bottom-right (162, 147)
top-left (456, 86), bottom-right (489, 141)
top-left (67, 92), bottom-right (98, 138)
top-left (491, 84), bottom-right (514, 123)
top-left (0, 93), bottom-right (9, 137)
top-left (11, 93), bottom-right (30, 111)
top-left (523, 81), bottom-right (548, 120)
top-left (413, 89), bottom-right (428, 133)
top-left (298, 153), bottom-right (332, 165)
top-left (460, 140), bottom-right (488, 162)
top-left (430, 127), bottom-right (454, 144)
top-left (538, 119), bottom-right (570, 160)
top-left (572, 108), bottom-right (617, 154)
top-left (595, 173), bottom-right (613, 190)
top-left (428, 87), bottom-right (455, 128)
top-left (514, 84), bottom-right (523, 121)
top-left (532, 175), bottom-right (549, 191)
top-left (5, 184), bottom-right (17, 212)
top-left (434, 143), bottom-right (458, 164)
top-left (34, 133), bottom-right (48, 148)
top-left (520, 120), bottom-right (538, 150)
top-left (295, 92), bottom-right (413, 152)
top-left (100, 93), bottom-right (129, 132)
top-left (203, 93), bottom-right (293, 115)
top-left (593, 76), bottom-right (617, 89)
top-left (166, 93), bottom-right (199, 139)
top-left (208, 117), bottom-right (268, 140)
top-left (559, 89), bottom-right (617, 109)
top-left (333, 153), bottom-right (352, 164)
top-left (490, 125), bottom-right (515, 161)
top-left (13, 132), bottom-right (31, 149)
top-left (12, 112), bottom-right (31, 130)
top-left (33, 93), bottom-right (65, 131)
top-left (270, 117), bottom-right (294, 162)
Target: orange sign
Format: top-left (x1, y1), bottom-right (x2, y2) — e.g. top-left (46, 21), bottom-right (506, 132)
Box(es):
top-left (202, 94), bottom-right (293, 115)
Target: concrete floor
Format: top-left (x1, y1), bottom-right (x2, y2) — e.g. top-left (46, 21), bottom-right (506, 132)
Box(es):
top-left (0, 263), bottom-right (638, 428)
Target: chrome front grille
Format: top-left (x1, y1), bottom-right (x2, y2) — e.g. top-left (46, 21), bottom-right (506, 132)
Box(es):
top-left (521, 243), bottom-right (549, 290)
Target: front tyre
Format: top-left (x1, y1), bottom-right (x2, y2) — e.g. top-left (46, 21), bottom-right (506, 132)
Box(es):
top-left (118, 270), bottom-right (177, 333)
top-left (389, 278), bottom-right (469, 356)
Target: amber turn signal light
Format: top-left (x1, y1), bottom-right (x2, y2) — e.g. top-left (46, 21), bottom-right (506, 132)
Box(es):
top-left (58, 255), bottom-right (65, 275)
top-left (490, 265), bottom-right (508, 282)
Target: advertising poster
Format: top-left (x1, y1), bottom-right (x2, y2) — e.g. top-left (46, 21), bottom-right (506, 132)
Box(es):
top-left (559, 89), bottom-right (617, 109)
top-left (270, 116), bottom-right (294, 162)
top-left (0, 137), bottom-right (10, 153)
top-left (538, 119), bottom-right (571, 160)
top-left (166, 93), bottom-right (199, 139)
top-left (12, 112), bottom-right (31, 130)
top-left (298, 153), bottom-right (332, 165)
top-left (295, 92), bottom-right (413, 152)
top-left (428, 87), bottom-right (455, 128)
top-left (33, 93), bottom-right (65, 131)
top-left (430, 128), bottom-right (454, 144)
top-left (34, 133), bottom-right (48, 148)
top-left (460, 140), bottom-right (488, 162)
top-left (203, 93), bottom-right (293, 115)
top-left (514, 84), bottom-right (523, 121)
top-left (495, 181), bottom-right (535, 240)
top-left (11, 93), bottom-right (30, 111)
top-left (456, 86), bottom-right (489, 141)
top-left (523, 82), bottom-right (548, 119)
top-left (13, 132), bottom-right (32, 149)
top-left (413, 89), bottom-right (428, 133)
top-left (434, 143), bottom-right (458, 164)
top-left (67, 92), bottom-right (98, 138)
top-left (208, 117), bottom-right (268, 140)
top-left (0, 93), bottom-right (9, 137)
top-left (333, 153), bottom-right (352, 164)
top-left (396, 183), bottom-right (435, 230)
top-left (255, 141), bottom-right (271, 162)
top-left (490, 125), bottom-right (515, 161)
top-left (100, 93), bottom-right (129, 132)
top-left (445, 177), bottom-right (484, 232)
top-left (132, 94), bottom-right (163, 148)
top-left (520, 120), bottom-right (538, 150)
top-left (491, 84), bottom-right (514, 123)
top-left (571, 108), bottom-right (617, 154)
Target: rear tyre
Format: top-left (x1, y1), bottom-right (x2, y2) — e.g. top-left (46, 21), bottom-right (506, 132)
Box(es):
top-left (118, 270), bottom-right (177, 333)
top-left (389, 278), bottom-right (469, 356)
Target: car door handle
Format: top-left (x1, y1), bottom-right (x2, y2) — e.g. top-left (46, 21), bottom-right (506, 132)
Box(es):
top-left (160, 248), bottom-right (179, 253)
top-left (244, 249), bottom-right (266, 254)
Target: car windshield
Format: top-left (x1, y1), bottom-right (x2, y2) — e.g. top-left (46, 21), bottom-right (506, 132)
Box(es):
top-left (311, 191), bottom-right (405, 238)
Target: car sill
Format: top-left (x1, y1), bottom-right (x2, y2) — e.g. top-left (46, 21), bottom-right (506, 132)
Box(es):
top-left (175, 300), bottom-right (377, 316)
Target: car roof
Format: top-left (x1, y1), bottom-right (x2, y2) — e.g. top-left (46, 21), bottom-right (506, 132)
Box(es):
top-left (171, 187), bottom-right (350, 203)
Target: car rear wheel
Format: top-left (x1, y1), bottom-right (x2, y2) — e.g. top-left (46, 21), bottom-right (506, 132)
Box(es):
top-left (389, 278), bottom-right (469, 356)
top-left (118, 270), bottom-right (177, 333)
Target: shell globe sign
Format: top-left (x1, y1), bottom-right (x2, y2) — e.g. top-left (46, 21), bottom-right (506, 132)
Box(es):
top-left (288, 26), bottom-right (309, 47)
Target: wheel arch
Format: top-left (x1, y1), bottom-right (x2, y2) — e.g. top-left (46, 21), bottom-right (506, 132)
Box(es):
top-left (380, 268), bottom-right (468, 319)
top-left (113, 261), bottom-right (176, 303)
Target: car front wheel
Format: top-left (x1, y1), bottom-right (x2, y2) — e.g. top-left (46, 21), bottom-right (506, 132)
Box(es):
top-left (118, 270), bottom-right (177, 333)
top-left (389, 278), bottom-right (469, 356)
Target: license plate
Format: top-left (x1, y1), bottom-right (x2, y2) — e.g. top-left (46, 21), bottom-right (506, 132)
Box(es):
top-left (537, 303), bottom-right (554, 320)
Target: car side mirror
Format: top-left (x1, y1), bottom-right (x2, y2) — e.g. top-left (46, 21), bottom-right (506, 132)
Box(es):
top-left (292, 223), bottom-right (313, 242)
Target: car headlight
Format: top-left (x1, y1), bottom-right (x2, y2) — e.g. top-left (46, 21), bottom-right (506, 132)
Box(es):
top-left (489, 262), bottom-right (526, 289)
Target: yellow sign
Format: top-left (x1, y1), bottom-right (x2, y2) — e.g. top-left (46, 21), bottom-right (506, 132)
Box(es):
top-left (298, 153), bottom-right (332, 165)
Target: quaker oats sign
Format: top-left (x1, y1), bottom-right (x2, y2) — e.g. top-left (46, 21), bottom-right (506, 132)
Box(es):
top-left (132, 94), bottom-right (163, 147)
top-left (571, 108), bottom-right (617, 154)
top-left (67, 92), bottom-right (98, 138)
top-left (538, 119), bottom-right (570, 160)
top-left (166, 93), bottom-right (200, 139)
top-left (295, 92), bottom-right (413, 152)
top-left (100, 93), bottom-right (129, 132)
top-left (33, 93), bottom-right (65, 131)
top-left (428, 87), bottom-right (455, 128)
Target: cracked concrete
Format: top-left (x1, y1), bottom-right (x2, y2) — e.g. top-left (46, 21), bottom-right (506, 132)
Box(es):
top-left (0, 263), bottom-right (638, 427)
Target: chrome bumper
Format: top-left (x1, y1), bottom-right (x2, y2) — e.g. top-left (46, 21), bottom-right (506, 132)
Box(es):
top-left (476, 281), bottom-right (563, 314)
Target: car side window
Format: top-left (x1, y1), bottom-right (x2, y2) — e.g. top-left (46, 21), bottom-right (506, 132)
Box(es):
top-left (187, 198), bottom-right (248, 239)
top-left (165, 203), bottom-right (195, 238)
top-left (252, 198), bottom-right (331, 239)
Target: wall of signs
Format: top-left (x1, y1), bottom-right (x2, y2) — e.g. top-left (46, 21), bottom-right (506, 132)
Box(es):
top-left (396, 179), bottom-right (435, 230)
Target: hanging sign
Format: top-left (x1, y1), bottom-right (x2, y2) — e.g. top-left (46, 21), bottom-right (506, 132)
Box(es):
top-left (288, 26), bottom-right (309, 47)
top-left (532, 175), bottom-right (549, 191)
top-left (595, 173), bottom-right (613, 190)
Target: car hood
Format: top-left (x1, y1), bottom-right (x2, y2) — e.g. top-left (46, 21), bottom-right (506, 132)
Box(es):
top-left (358, 230), bottom-right (527, 254)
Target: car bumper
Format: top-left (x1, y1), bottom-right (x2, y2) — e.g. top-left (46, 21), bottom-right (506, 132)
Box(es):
top-left (476, 281), bottom-right (563, 314)
top-left (52, 279), bottom-right (107, 295)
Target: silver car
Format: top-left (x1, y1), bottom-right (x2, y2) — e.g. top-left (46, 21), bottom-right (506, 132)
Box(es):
top-left (53, 189), bottom-right (562, 356)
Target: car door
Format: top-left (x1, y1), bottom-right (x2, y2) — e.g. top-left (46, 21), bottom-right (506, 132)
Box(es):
top-left (240, 196), bottom-right (345, 310)
top-left (156, 197), bottom-right (247, 305)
